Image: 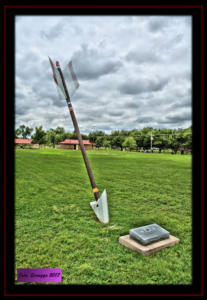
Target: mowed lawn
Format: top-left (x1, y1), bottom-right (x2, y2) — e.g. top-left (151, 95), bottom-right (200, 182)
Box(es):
top-left (15, 149), bottom-right (192, 285)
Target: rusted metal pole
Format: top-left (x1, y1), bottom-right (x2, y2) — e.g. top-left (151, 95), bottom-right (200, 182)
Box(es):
top-left (56, 61), bottom-right (100, 201)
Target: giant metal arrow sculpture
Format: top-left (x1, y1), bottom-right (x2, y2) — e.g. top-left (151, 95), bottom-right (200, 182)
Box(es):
top-left (49, 57), bottom-right (109, 223)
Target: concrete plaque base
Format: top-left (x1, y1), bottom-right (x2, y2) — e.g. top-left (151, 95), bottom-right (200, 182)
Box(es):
top-left (119, 234), bottom-right (179, 256)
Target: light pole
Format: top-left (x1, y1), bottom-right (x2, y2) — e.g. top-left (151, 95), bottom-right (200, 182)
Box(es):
top-left (150, 132), bottom-right (154, 152)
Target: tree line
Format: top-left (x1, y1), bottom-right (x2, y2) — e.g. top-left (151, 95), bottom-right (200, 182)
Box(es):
top-left (15, 125), bottom-right (192, 153)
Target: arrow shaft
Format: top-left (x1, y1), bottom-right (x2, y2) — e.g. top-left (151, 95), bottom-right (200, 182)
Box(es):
top-left (56, 63), bottom-right (100, 201)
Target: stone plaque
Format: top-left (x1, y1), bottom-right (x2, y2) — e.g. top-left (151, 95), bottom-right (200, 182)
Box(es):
top-left (129, 224), bottom-right (170, 245)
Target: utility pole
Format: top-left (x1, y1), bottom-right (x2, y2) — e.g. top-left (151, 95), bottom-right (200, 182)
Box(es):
top-left (150, 132), bottom-right (153, 152)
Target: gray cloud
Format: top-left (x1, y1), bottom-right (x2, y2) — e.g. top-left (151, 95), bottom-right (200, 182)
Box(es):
top-left (165, 111), bottom-right (191, 123)
top-left (170, 97), bottom-right (191, 109)
top-left (40, 22), bottom-right (65, 40)
top-left (118, 77), bottom-right (168, 95)
top-left (108, 111), bottom-right (124, 117)
top-left (157, 110), bottom-right (191, 125)
top-left (126, 50), bottom-right (159, 64)
top-left (15, 105), bottom-right (28, 116)
top-left (71, 44), bottom-right (122, 80)
top-left (125, 101), bottom-right (141, 109)
top-left (136, 116), bottom-right (153, 123)
top-left (148, 18), bottom-right (168, 33)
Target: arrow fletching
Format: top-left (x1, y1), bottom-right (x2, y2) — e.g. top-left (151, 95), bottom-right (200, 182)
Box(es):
top-left (49, 57), bottom-right (67, 98)
top-left (48, 57), bottom-right (79, 99)
top-left (62, 60), bottom-right (80, 97)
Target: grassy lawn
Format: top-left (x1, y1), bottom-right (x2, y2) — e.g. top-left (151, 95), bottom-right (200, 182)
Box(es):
top-left (15, 149), bottom-right (192, 285)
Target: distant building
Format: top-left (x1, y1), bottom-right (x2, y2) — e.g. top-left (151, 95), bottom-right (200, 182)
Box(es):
top-left (60, 139), bottom-right (94, 150)
top-left (15, 138), bottom-right (39, 149)
top-left (15, 138), bottom-right (33, 144)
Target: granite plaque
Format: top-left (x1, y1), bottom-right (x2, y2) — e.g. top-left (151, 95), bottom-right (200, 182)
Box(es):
top-left (129, 224), bottom-right (170, 245)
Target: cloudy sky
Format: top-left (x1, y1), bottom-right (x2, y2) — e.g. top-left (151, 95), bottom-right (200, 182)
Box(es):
top-left (15, 15), bottom-right (192, 134)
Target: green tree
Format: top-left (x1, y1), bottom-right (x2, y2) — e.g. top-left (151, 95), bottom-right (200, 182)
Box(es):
top-left (15, 128), bottom-right (21, 138)
top-left (70, 131), bottom-right (78, 139)
top-left (55, 133), bottom-right (65, 145)
top-left (120, 130), bottom-right (130, 137)
top-left (88, 131), bottom-right (105, 143)
top-left (143, 134), bottom-right (151, 149)
top-left (95, 136), bottom-right (105, 149)
top-left (32, 126), bottom-right (46, 144)
top-left (142, 127), bottom-right (153, 135)
top-left (122, 136), bottom-right (136, 151)
top-left (68, 130), bottom-right (88, 141)
top-left (17, 124), bottom-right (33, 138)
top-left (54, 126), bottom-right (65, 135)
top-left (168, 135), bottom-right (180, 154)
top-left (81, 134), bottom-right (89, 140)
top-left (103, 139), bottom-right (111, 149)
top-left (153, 135), bottom-right (169, 152)
top-left (131, 131), bottom-right (144, 150)
top-left (46, 129), bottom-right (56, 148)
top-left (19, 125), bottom-right (26, 137)
top-left (176, 130), bottom-right (186, 148)
top-left (111, 135), bottom-right (125, 151)
top-left (183, 127), bottom-right (192, 150)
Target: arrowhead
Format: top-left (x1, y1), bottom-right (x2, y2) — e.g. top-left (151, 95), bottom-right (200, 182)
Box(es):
top-left (90, 189), bottom-right (109, 224)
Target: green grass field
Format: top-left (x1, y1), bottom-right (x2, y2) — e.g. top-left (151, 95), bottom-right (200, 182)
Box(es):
top-left (15, 149), bottom-right (192, 285)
